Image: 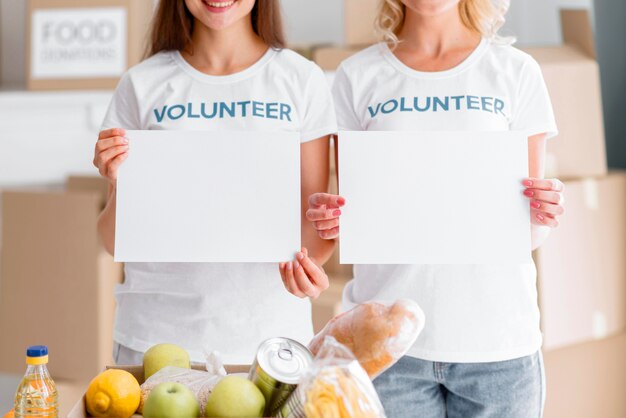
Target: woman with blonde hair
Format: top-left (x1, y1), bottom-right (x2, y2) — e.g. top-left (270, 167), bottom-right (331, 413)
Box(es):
top-left (297, 0), bottom-right (565, 416)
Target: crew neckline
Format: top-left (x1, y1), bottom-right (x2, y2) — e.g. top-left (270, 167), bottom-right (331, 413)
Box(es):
top-left (381, 37), bottom-right (489, 79)
top-left (172, 47), bottom-right (276, 83)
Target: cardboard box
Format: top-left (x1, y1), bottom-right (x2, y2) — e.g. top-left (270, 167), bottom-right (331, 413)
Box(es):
top-left (67, 364), bottom-right (251, 418)
top-left (535, 171), bottom-right (626, 350)
top-left (312, 45), bottom-right (369, 71)
top-left (520, 10), bottom-right (607, 179)
top-left (0, 179), bottom-right (123, 380)
top-left (66, 175), bottom-right (110, 206)
top-left (344, 0), bottom-right (378, 46)
top-left (26, 0), bottom-right (154, 90)
top-left (543, 333), bottom-right (626, 418)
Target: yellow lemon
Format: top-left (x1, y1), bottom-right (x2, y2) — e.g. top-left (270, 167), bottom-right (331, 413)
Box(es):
top-left (86, 369), bottom-right (141, 417)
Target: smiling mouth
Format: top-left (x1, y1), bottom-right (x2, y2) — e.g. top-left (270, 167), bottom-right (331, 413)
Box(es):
top-left (202, 0), bottom-right (237, 8)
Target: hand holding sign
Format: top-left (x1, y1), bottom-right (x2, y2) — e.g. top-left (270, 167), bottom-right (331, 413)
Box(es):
top-left (305, 193), bottom-right (346, 240)
top-left (93, 128), bottom-right (129, 184)
top-left (523, 178), bottom-right (565, 227)
top-left (279, 248), bottom-right (329, 299)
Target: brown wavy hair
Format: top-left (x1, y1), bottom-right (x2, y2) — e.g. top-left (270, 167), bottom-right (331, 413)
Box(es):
top-left (146, 0), bottom-right (286, 57)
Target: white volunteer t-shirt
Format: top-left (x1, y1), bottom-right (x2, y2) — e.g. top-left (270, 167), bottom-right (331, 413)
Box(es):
top-left (333, 39), bottom-right (557, 363)
top-left (102, 48), bottom-right (337, 364)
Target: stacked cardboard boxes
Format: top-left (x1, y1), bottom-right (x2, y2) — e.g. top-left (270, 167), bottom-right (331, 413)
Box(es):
top-left (530, 10), bottom-right (626, 418)
top-left (0, 176), bottom-right (123, 381)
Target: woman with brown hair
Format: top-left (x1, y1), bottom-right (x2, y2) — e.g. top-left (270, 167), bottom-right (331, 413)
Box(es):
top-left (300, 0), bottom-right (565, 416)
top-left (93, 0), bottom-right (336, 365)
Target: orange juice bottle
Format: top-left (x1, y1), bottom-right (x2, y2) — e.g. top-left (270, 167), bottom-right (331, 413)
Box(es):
top-left (14, 346), bottom-right (58, 418)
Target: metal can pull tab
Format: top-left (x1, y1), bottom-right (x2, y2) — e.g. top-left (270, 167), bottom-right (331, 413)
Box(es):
top-left (278, 342), bottom-right (293, 361)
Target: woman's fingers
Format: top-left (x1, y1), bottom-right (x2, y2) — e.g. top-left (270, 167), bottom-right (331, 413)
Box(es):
top-left (99, 128), bottom-right (126, 140)
top-left (297, 251), bottom-right (329, 291)
top-left (309, 193), bottom-right (345, 209)
top-left (105, 152), bottom-right (129, 180)
top-left (314, 218), bottom-right (340, 231)
top-left (96, 136), bottom-right (128, 153)
top-left (530, 200), bottom-right (564, 217)
top-left (319, 226), bottom-right (340, 240)
top-left (523, 178), bottom-right (564, 192)
top-left (281, 262), bottom-right (305, 298)
top-left (306, 208), bottom-right (341, 222)
top-left (531, 209), bottom-right (559, 227)
top-left (293, 262), bottom-right (320, 299)
top-left (524, 188), bottom-right (563, 205)
top-left (95, 145), bottom-right (129, 168)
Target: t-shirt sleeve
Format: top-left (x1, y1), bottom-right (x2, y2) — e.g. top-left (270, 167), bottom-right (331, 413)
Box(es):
top-left (299, 65), bottom-right (338, 142)
top-left (332, 64), bottom-right (362, 131)
top-left (101, 72), bottom-right (142, 130)
top-left (510, 58), bottom-right (558, 139)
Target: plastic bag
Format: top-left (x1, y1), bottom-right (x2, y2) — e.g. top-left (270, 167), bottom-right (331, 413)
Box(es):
top-left (281, 336), bottom-right (385, 418)
top-left (309, 299), bottom-right (425, 379)
top-left (139, 351), bottom-right (227, 414)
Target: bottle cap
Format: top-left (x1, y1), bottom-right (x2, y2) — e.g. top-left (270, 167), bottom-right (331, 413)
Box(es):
top-left (27, 345), bottom-right (48, 357)
top-left (26, 345), bottom-right (49, 365)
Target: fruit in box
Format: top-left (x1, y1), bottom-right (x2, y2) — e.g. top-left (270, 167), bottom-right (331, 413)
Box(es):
top-left (85, 369), bottom-right (140, 417)
top-left (143, 382), bottom-right (200, 418)
top-left (203, 376), bottom-right (265, 417)
top-left (143, 343), bottom-right (190, 380)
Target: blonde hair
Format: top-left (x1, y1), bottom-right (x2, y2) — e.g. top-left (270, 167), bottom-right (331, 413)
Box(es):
top-left (375, 0), bottom-right (512, 46)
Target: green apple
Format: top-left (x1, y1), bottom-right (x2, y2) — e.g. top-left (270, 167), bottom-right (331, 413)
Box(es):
top-left (143, 343), bottom-right (190, 380)
top-left (143, 382), bottom-right (200, 418)
top-left (204, 376), bottom-right (265, 418)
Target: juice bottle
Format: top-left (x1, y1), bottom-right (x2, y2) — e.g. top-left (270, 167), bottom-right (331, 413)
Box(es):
top-left (14, 345), bottom-right (58, 418)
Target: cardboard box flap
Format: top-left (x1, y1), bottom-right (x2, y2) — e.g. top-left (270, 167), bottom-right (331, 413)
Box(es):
top-left (561, 9), bottom-right (596, 59)
top-left (521, 44), bottom-right (595, 66)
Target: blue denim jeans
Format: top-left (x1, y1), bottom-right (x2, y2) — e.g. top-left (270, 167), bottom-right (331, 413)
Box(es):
top-left (373, 351), bottom-right (545, 418)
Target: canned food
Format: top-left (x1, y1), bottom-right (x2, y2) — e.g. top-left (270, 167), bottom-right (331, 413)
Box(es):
top-left (276, 384), bottom-right (306, 418)
top-left (249, 337), bottom-right (312, 416)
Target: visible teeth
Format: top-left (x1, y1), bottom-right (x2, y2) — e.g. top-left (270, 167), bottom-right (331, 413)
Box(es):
top-left (206, 0), bottom-right (235, 7)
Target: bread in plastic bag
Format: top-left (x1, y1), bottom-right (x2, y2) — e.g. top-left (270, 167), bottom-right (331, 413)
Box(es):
top-left (280, 336), bottom-right (385, 418)
top-left (309, 299), bottom-right (425, 379)
top-left (139, 351), bottom-right (227, 414)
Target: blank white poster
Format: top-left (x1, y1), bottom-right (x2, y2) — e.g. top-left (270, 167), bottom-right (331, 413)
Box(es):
top-left (114, 130), bottom-right (301, 262)
top-left (338, 131), bottom-right (531, 264)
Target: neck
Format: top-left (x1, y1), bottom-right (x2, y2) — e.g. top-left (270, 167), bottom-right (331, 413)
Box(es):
top-left (398, 4), bottom-right (479, 55)
top-left (183, 17), bottom-right (267, 75)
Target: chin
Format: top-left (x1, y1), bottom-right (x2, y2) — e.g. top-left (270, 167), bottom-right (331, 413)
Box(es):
top-left (402, 0), bottom-right (460, 16)
top-left (186, 0), bottom-right (254, 30)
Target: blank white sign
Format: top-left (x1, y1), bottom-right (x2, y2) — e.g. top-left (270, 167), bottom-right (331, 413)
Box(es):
top-left (338, 131), bottom-right (531, 264)
top-left (115, 130), bottom-right (301, 262)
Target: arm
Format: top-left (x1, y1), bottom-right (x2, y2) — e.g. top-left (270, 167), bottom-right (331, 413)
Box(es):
top-left (93, 128), bottom-right (129, 256)
top-left (97, 184), bottom-right (117, 255)
top-left (279, 135), bottom-right (338, 299)
top-left (300, 136), bottom-right (336, 265)
top-left (526, 133), bottom-right (565, 251)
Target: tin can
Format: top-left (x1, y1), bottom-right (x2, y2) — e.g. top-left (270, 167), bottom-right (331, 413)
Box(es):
top-left (276, 384), bottom-right (306, 418)
top-left (249, 337), bottom-right (312, 416)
